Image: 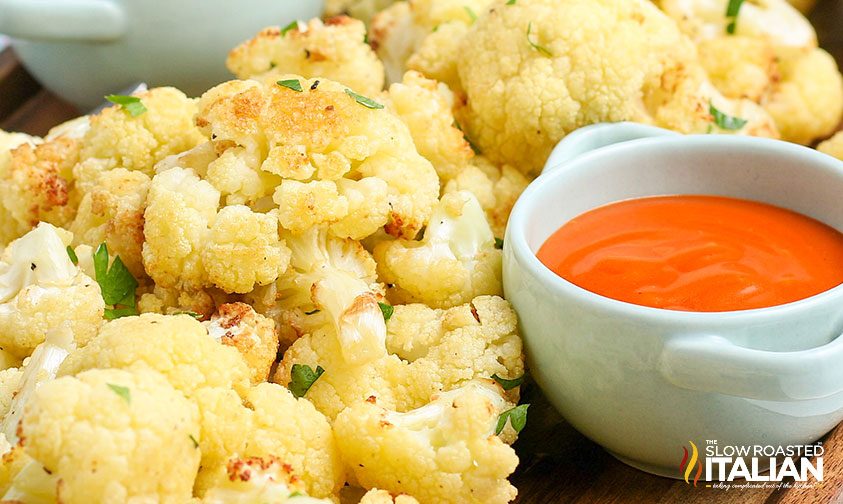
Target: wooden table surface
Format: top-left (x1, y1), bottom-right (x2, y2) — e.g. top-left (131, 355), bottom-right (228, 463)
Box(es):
top-left (1, 2), bottom-right (842, 502)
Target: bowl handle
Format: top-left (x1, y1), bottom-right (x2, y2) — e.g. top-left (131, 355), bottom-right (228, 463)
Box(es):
top-left (0, 0), bottom-right (126, 42)
top-left (659, 333), bottom-right (843, 401)
top-left (543, 122), bottom-right (679, 174)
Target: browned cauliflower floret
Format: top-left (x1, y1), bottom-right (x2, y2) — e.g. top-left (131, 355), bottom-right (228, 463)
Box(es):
top-left (0, 131), bottom-right (40, 245)
top-left (195, 77), bottom-right (439, 239)
top-left (375, 191), bottom-right (502, 309)
top-left (142, 166), bottom-right (291, 293)
top-left (80, 87), bottom-right (205, 176)
top-left (69, 168), bottom-right (150, 278)
top-left (206, 302), bottom-right (280, 384)
top-left (227, 17), bottom-right (385, 97)
top-left (387, 71), bottom-right (473, 182)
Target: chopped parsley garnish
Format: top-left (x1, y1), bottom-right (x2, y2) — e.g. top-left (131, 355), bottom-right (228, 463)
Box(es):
top-left (507, 0), bottom-right (516, 4)
top-left (526, 22), bottom-right (552, 57)
top-left (107, 383), bottom-right (131, 404)
top-left (288, 364), bottom-right (325, 398)
top-left (189, 434), bottom-right (199, 449)
top-left (464, 6), bottom-right (478, 22)
top-left (345, 89), bottom-right (384, 109)
top-left (174, 311), bottom-right (202, 320)
top-left (453, 119), bottom-right (481, 154)
top-left (494, 237), bottom-right (504, 250)
top-left (496, 404), bottom-right (529, 435)
top-left (289, 492), bottom-right (304, 498)
top-left (378, 302), bottom-right (394, 321)
top-left (93, 243), bottom-right (139, 320)
top-left (66, 246), bottom-right (78, 265)
top-left (277, 79), bottom-right (303, 92)
top-left (725, 0), bottom-right (745, 35)
top-left (105, 95), bottom-right (147, 117)
top-left (709, 102), bottom-right (747, 131)
top-left (492, 373), bottom-right (524, 390)
top-left (281, 20), bottom-right (300, 35)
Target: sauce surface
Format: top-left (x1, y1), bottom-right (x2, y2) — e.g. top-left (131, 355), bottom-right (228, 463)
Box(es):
top-left (537, 195), bottom-right (843, 312)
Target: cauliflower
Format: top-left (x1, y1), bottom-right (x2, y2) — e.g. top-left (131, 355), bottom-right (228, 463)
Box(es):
top-left (19, 368), bottom-right (200, 504)
top-left (277, 227), bottom-right (386, 365)
top-left (59, 313), bottom-right (251, 397)
top-left (359, 489), bottom-right (420, 504)
top-left (80, 87), bottom-right (206, 176)
top-left (276, 295), bottom-right (524, 419)
top-left (206, 302), bottom-right (279, 384)
top-left (375, 191), bottom-right (502, 309)
top-left (443, 157), bottom-right (529, 237)
top-left (193, 383), bottom-right (344, 499)
top-left (370, 0), bottom-right (494, 88)
top-left (0, 224), bottom-right (103, 359)
top-left (195, 76), bottom-right (438, 239)
top-left (788, 0), bottom-right (815, 12)
top-left (0, 136), bottom-right (80, 243)
top-left (137, 284), bottom-right (230, 320)
top-left (657, 0), bottom-right (843, 145)
top-left (201, 455), bottom-right (331, 503)
top-left (819, 131), bottom-right (843, 160)
top-left (0, 131), bottom-right (40, 245)
top-left (325, 0), bottom-right (398, 23)
top-left (142, 166), bottom-right (290, 293)
top-left (456, 0), bottom-right (777, 175)
top-left (69, 167), bottom-right (150, 278)
top-left (387, 71), bottom-right (474, 182)
top-left (334, 381), bottom-right (519, 504)
top-left (227, 17), bottom-right (385, 97)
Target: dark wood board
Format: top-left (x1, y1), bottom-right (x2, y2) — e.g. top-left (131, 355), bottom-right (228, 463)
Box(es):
top-left (1, 2), bottom-right (842, 501)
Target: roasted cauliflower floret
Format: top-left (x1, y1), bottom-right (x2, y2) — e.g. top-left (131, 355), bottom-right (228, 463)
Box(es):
top-left (387, 71), bottom-right (473, 182)
top-left (193, 383), bottom-right (344, 499)
top-left (277, 227), bottom-right (386, 364)
top-left (20, 368), bottom-right (200, 504)
top-left (201, 455), bottom-right (331, 504)
top-left (443, 157), bottom-right (528, 237)
top-left (359, 489), bottom-right (421, 504)
top-left (0, 131), bottom-right (40, 245)
top-left (457, 0), bottom-right (777, 175)
top-left (0, 224), bottom-right (103, 359)
top-left (375, 191), bottom-right (502, 309)
top-left (137, 284), bottom-right (229, 320)
top-left (69, 168), bottom-right (150, 278)
top-left (80, 87), bottom-right (205, 176)
top-left (59, 313), bottom-right (251, 397)
top-left (195, 77), bottom-right (439, 239)
top-left (143, 167), bottom-right (290, 293)
top-left (370, 0), bottom-right (494, 88)
top-left (0, 137), bottom-right (80, 243)
top-left (334, 382), bottom-right (519, 504)
top-left (228, 17), bottom-right (385, 97)
top-left (819, 132), bottom-right (843, 161)
top-left (276, 295), bottom-right (524, 420)
top-left (325, 0), bottom-right (398, 23)
top-left (206, 302), bottom-right (279, 384)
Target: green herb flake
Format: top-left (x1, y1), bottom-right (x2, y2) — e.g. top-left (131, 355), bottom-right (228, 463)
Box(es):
top-left (494, 237), bottom-right (504, 250)
top-left (277, 79), bottom-right (303, 92)
top-left (281, 20), bottom-right (300, 36)
top-left (526, 22), bottom-right (552, 57)
top-left (107, 383), bottom-right (131, 404)
top-left (174, 311), bottom-right (202, 320)
top-left (344, 89), bottom-right (384, 109)
top-left (725, 0), bottom-right (745, 35)
top-left (709, 102), bottom-right (748, 131)
top-left (453, 119), bottom-right (482, 154)
top-left (496, 404), bottom-right (529, 435)
top-left (464, 6), bottom-right (478, 22)
top-left (492, 373), bottom-right (524, 391)
top-left (378, 302), bottom-right (394, 321)
top-left (289, 492), bottom-right (303, 498)
top-left (506, 0), bottom-right (516, 4)
top-left (66, 246), bottom-right (78, 265)
top-left (105, 94), bottom-right (147, 117)
top-left (288, 364), bottom-right (325, 398)
top-left (94, 243), bottom-right (139, 320)
top-left (189, 434), bottom-right (199, 449)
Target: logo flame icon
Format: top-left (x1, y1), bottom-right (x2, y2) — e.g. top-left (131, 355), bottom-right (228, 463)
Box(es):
top-left (679, 441), bottom-right (703, 486)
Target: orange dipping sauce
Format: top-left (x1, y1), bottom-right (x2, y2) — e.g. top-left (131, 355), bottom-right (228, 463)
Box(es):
top-left (537, 195), bottom-right (843, 312)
